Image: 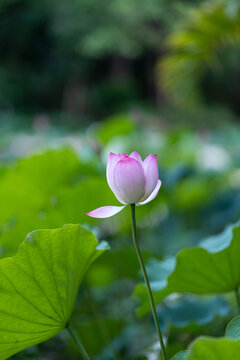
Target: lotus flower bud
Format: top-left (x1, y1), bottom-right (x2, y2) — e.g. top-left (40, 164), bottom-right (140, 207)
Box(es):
top-left (86, 151), bottom-right (161, 218)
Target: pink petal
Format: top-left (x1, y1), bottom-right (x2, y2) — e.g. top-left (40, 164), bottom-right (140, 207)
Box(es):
top-left (137, 179), bottom-right (161, 206)
top-left (106, 153), bottom-right (126, 203)
top-left (86, 205), bottom-right (126, 218)
top-left (129, 151), bottom-right (142, 164)
top-left (142, 153), bottom-right (153, 173)
top-left (113, 156), bottom-right (146, 204)
top-left (142, 154), bottom-right (159, 200)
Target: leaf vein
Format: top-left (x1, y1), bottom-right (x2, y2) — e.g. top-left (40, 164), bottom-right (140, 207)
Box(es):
top-left (15, 250), bottom-right (63, 324)
top-left (0, 268), bottom-right (61, 326)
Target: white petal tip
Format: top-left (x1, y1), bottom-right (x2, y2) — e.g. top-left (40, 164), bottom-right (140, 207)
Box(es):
top-left (86, 205), bottom-right (126, 218)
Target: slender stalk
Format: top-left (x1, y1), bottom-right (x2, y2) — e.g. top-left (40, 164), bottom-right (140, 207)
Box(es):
top-left (130, 204), bottom-right (167, 360)
top-left (235, 287), bottom-right (240, 314)
top-left (67, 324), bottom-right (92, 360)
top-left (85, 285), bottom-right (110, 344)
top-left (84, 285), bottom-right (123, 360)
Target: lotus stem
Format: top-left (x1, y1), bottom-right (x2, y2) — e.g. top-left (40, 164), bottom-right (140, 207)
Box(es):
top-left (67, 324), bottom-right (92, 360)
top-left (130, 204), bottom-right (167, 360)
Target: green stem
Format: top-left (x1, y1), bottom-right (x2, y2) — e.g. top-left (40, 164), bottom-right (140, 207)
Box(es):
top-left (130, 204), bottom-right (167, 360)
top-left (85, 285), bottom-right (123, 360)
top-left (85, 285), bottom-right (110, 344)
top-left (235, 287), bottom-right (240, 314)
top-left (67, 324), bottom-right (92, 360)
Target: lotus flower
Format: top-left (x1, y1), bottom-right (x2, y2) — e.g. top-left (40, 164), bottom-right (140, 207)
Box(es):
top-left (86, 151), bottom-right (161, 218)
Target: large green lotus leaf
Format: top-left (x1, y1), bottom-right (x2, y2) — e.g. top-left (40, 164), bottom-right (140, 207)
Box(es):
top-left (135, 221), bottom-right (240, 316)
top-left (0, 149), bottom-right (79, 223)
top-left (171, 316), bottom-right (240, 360)
top-left (0, 224), bottom-right (107, 359)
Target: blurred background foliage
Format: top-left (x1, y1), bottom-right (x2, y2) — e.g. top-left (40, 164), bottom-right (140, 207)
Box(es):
top-left (1, 0), bottom-right (240, 359)
top-left (159, 0), bottom-right (240, 108)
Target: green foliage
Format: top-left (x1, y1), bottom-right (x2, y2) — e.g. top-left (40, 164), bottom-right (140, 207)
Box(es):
top-left (171, 351), bottom-right (187, 360)
top-left (95, 113), bottom-right (135, 144)
top-left (225, 315), bottom-right (240, 339)
top-left (135, 221), bottom-right (240, 316)
top-left (72, 317), bottom-right (124, 355)
top-left (54, 0), bottom-right (171, 58)
top-left (0, 148), bottom-right (79, 223)
top-left (180, 337), bottom-right (240, 360)
top-left (86, 247), bottom-right (151, 287)
top-left (0, 224), bottom-right (107, 359)
top-left (0, 0), bottom-right (200, 114)
top-left (0, 144), bottom-right (166, 258)
top-left (172, 316), bottom-right (240, 359)
top-left (160, 297), bottom-right (229, 329)
top-left (189, 338), bottom-right (240, 360)
top-left (159, 0), bottom-right (240, 105)
top-left (0, 148), bottom-right (115, 257)
top-left (2, 113), bottom-right (240, 358)
top-left (170, 175), bottom-right (225, 211)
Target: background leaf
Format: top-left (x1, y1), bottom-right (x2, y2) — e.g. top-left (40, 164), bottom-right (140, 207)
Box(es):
top-left (135, 221), bottom-right (240, 316)
top-left (171, 315), bottom-right (240, 360)
top-left (171, 351), bottom-right (187, 360)
top-left (225, 315), bottom-right (240, 339)
top-left (0, 149), bottom-right (80, 224)
top-left (184, 337), bottom-right (240, 360)
top-left (159, 296), bottom-right (230, 329)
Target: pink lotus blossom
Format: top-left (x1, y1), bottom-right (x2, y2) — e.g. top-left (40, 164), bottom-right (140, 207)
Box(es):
top-left (86, 151), bottom-right (161, 218)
